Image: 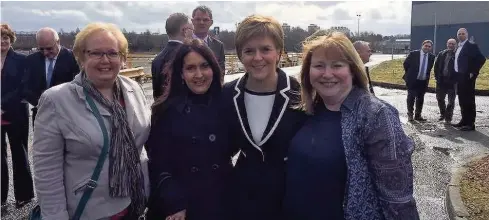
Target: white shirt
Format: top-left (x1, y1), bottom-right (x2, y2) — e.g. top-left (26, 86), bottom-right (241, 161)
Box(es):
top-left (168, 40), bottom-right (183, 44)
top-left (244, 90), bottom-right (275, 144)
top-left (454, 39), bottom-right (467, 72)
top-left (418, 50), bottom-right (428, 80)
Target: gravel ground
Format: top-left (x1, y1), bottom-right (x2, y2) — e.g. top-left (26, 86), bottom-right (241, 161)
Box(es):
top-left (2, 79), bottom-right (488, 220)
top-left (460, 155), bottom-right (489, 220)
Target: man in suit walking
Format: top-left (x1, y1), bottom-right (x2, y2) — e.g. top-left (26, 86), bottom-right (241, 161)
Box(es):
top-left (434, 38), bottom-right (457, 124)
top-left (191, 5), bottom-right (226, 83)
top-left (24, 27), bottom-right (79, 125)
top-left (403, 40), bottom-right (436, 122)
top-left (151, 13), bottom-right (194, 100)
top-left (452, 28), bottom-right (486, 131)
top-left (353, 41), bottom-right (375, 95)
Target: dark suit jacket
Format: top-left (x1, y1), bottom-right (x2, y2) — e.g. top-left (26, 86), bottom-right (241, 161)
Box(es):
top-left (1, 48), bottom-right (29, 123)
top-left (151, 41), bottom-right (182, 100)
top-left (207, 36), bottom-right (226, 82)
top-left (455, 41), bottom-right (486, 79)
top-left (434, 49), bottom-right (456, 86)
top-left (24, 47), bottom-right (79, 107)
top-left (221, 69), bottom-right (307, 220)
top-left (402, 50), bottom-right (435, 89)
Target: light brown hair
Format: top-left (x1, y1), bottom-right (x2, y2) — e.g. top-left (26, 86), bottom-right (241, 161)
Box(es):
top-left (299, 31), bottom-right (369, 114)
top-left (73, 22), bottom-right (128, 66)
top-left (235, 14), bottom-right (284, 62)
top-left (1, 23), bottom-right (16, 43)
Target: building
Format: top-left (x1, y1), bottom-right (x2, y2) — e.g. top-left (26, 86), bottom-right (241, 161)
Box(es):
top-left (308, 24), bottom-right (320, 34)
top-left (411, 1), bottom-right (489, 56)
top-left (381, 39), bottom-right (411, 54)
top-left (282, 23), bottom-right (291, 32)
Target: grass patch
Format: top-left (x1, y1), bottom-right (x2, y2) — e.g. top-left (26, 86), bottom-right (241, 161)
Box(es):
top-left (370, 58), bottom-right (489, 91)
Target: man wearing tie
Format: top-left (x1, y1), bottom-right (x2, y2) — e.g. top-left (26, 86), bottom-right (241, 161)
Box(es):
top-left (452, 28), bottom-right (486, 131)
top-left (191, 5), bottom-right (225, 83)
top-left (403, 40), bottom-right (436, 122)
top-left (24, 27), bottom-right (79, 125)
top-left (353, 41), bottom-right (375, 95)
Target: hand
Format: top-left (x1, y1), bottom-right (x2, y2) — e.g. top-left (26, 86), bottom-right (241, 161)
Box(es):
top-left (166, 210), bottom-right (186, 220)
top-left (1, 110), bottom-right (4, 115)
top-left (469, 73), bottom-right (474, 79)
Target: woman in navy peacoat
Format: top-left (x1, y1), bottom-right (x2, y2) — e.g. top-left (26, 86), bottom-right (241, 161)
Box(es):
top-left (146, 39), bottom-right (233, 220)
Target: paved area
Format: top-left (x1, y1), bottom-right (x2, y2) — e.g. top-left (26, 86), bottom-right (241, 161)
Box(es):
top-left (2, 59), bottom-right (488, 219)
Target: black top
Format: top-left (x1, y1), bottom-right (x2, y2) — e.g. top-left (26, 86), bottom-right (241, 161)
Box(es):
top-left (284, 104), bottom-right (347, 220)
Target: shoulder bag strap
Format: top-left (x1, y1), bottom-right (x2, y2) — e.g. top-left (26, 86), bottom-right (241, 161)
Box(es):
top-left (72, 89), bottom-right (110, 220)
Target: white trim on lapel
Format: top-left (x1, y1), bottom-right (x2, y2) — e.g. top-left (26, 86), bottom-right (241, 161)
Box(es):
top-left (258, 75), bottom-right (290, 146)
top-left (232, 74), bottom-right (292, 161)
top-left (233, 75), bottom-right (264, 160)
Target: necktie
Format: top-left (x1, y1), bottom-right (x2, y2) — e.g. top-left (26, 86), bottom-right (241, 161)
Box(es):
top-left (418, 53), bottom-right (427, 80)
top-left (46, 58), bottom-right (54, 87)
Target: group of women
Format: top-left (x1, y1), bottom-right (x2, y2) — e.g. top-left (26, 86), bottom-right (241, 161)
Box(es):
top-left (26, 14), bottom-right (419, 220)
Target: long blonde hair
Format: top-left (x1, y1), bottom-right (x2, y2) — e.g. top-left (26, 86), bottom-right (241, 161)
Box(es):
top-left (299, 32), bottom-right (369, 114)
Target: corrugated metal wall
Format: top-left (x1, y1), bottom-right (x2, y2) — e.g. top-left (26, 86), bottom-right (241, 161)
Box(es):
top-left (411, 1), bottom-right (489, 56)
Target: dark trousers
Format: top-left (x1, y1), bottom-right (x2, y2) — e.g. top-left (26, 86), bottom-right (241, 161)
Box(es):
top-left (407, 80), bottom-right (428, 117)
top-left (436, 83), bottom-right (456, 121)
top-left (1, 121), bottom-right (34, 203)
top-left (456, 73), bottom-right (477, 125)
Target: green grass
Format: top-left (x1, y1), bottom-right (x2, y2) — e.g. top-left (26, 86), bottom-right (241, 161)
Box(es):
top-left (370, 58), bottom-right (489, 91)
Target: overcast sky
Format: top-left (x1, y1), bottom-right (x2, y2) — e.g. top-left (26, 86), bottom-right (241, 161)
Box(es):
top-left (1, 1), bottom-right (412, 36)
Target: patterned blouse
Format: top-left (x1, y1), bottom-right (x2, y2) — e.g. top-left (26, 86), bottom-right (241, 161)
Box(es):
top-left (337, 87), bottom-right (420, 220)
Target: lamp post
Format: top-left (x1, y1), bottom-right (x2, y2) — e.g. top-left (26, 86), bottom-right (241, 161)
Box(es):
top-left (356, 14), bottom-right (361, 37)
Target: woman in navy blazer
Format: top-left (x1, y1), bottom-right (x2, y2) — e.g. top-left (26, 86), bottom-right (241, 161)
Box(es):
top-left (1, 23), bottom-right (34, 209)
top-left (221, 15), bottom-right (306, 220)
top-left (146, 39), bottom-right (233, 220)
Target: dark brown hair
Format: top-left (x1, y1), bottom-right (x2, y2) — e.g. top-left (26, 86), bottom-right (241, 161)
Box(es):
top-left (151, 38), bottom-right (222, 117)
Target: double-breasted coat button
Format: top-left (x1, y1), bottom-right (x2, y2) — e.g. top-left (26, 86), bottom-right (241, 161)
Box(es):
top-left (191, 167), bottom-right (199, 173)
top-left (212, 164), bottom-right (219, 170)
top-left (191, 137), bottom-right (197, 144)
top-left (209, 134), bottom-right (216, 142)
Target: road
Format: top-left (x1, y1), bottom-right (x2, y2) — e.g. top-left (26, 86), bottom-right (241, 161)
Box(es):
top-left (3, 55), bottom-right (488, 219)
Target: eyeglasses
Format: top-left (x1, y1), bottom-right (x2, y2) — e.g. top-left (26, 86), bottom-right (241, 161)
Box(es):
top-left (85, 50), bottom-right (121, 59)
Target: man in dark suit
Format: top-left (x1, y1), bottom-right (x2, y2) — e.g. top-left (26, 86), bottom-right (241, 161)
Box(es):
top-left (24, 27), bottom-right (79, 125)
top-left (452, 28), bottom-right (486, 131)
top-left (353, 40), bottom-right (375, 95)
top-left (403, 40), bottom-right (436, 122)
top-left (151, 13), bottom-right (193, 100)
top-left (434, 38), bottom-right (457, 124)
top-left (191, 5), bottom-right (226, 83)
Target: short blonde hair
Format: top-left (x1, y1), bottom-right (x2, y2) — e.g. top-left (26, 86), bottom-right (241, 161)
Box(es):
top-left (235, 15), bottom-right (284, 62)
top-left (73, 22), bottom-right (128, 65)
top-left (299, 32), bottom-right (369, 114)
top-left (1, 23), bottom-right (16, 43)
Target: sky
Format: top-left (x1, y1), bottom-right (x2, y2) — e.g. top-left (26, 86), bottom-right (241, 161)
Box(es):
top-left (0, 0), bottom-right (413, 36)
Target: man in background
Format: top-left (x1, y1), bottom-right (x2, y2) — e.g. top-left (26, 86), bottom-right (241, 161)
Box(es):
top-left (191, 5), bottom-right (225, 83)
top-left (151, 13), bottom-right (193, 100)
top-left (24, 27), bottom-right (79, 125)
top-left (434, 38), bottom-right (457, 124)
top-left (452, 28), bottom-right (486, 131)
top-left (403, 40), bottom-right (436, 122)
top-left (353, 41), bottom-right (375, 95)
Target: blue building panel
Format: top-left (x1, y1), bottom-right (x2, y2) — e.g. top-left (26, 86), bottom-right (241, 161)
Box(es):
top-left (411, 22), bottom-right (489, 57)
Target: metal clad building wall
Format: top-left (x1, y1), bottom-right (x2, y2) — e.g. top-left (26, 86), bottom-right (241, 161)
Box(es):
top-left (411, 1), bottom-right (489, 56)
